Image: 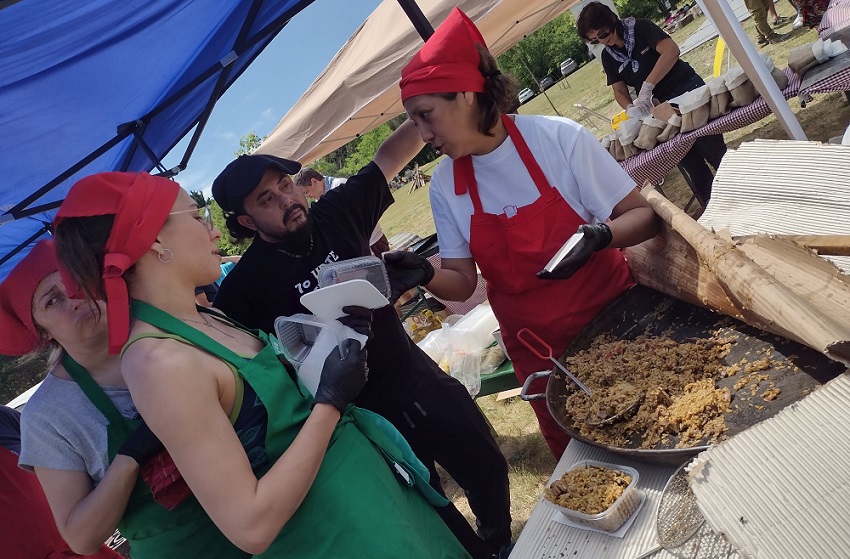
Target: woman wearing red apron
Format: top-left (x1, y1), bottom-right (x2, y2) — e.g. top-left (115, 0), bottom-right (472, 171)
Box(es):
top-left (387, 8), bottom-right (658, 458)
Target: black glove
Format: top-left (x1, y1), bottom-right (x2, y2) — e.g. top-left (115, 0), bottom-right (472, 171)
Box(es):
top-left (117, 422), bottom-right (163, 465)
top-left (383, 251), bottom-right (436, 304)
top-left (537, 223), bottom-right (613, 281)
top-left (313, 338), bottom-right (369, 413)
top-left (338, 305), bottom-right (374, 341)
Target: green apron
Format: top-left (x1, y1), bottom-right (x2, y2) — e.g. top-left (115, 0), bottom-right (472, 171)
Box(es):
top-left (129, 300), bottom-right (470, 559)
top-left (63, 356), bottom-right (248, 559)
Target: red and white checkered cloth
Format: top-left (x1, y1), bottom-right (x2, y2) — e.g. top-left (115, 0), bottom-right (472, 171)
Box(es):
top-left (819, 0), bottom-right (850, 37)
top-left (619, 63), bottom-right (850, 187)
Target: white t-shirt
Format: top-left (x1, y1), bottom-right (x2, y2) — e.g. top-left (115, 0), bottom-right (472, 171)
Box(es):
top-left (430, 115), bottom-right (636, 259)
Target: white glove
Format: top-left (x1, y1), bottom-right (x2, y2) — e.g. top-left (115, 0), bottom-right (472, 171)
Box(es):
top-left (635, 82), bottom-right (655, 114)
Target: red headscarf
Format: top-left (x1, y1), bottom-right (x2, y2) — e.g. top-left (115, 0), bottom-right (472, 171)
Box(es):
top-left (54, 172), bottom-right (179, 354)
top-left (0, 240), bottom-right (60, 356)
top-left (400, 8), bottom-right (488, 103)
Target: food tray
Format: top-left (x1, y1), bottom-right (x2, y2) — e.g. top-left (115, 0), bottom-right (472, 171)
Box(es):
top-left (544, 460), bottom-right (640, 533)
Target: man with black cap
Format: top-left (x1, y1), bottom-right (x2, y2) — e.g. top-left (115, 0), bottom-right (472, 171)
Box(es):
top-left (212, 120), bottom-right (513, 559)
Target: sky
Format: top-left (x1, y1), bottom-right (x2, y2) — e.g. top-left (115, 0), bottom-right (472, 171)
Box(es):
top-left (162, 0), bottom-right (385, 197)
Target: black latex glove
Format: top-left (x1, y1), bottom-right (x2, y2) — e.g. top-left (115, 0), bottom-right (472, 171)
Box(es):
top-left (382, 250), bottom-right (436, 305)
top-left (338, 305), bottom-right (374, 341)
top-left (313, 338), bottom-right (369, 413)
top-left (537, 223), bottom-right (613, 281)
top-left (117, 422), bottom-right (163, 465)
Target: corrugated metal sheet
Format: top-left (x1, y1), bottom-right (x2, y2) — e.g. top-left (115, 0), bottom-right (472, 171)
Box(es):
top-left (698, 140), bottom-right (850, 273)
top-left (688, 373), bottom-right (850, 559)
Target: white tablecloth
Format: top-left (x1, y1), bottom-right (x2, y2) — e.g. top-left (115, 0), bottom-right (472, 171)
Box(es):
top-left (509, 440), bottom-right (740, 559)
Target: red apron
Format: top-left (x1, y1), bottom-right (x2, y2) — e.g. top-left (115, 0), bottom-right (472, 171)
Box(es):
top-left (454, 114), bottom-right (634, 458)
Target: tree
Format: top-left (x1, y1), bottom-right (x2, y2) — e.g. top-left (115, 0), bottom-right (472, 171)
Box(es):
top-left (189, 190), bottom-right (209, 208)
top-left (210, 200), bottom-right (249, 256)
top-left (338, 123), bottom-right (393, 176)
top-left (236, 132), bottom-right (266, 157)
top-left (616, 0), bottom-right (665, 20)
top-left (497, 13), bottom-right (588, 91)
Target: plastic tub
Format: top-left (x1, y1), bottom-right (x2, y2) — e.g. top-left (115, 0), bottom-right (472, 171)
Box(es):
top-left (544, 460), bottom-right (640, 532)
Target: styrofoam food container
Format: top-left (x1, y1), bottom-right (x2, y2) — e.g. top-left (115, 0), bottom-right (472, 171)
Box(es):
top-left (544, 460), bottom-right (640, 532)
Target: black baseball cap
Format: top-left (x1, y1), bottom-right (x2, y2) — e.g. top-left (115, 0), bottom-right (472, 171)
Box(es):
top-left (212, 154), bottom-right (302, 213)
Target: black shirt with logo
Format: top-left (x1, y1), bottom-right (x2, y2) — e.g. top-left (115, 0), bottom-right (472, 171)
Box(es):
top-left (215, 162), bottom-right (434, 418)
top-left (601, 18), bottom-right (700, 102)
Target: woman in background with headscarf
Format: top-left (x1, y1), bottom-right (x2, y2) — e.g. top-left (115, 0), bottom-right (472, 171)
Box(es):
top-left (383, 8), bottom-right (658, 458)
top-left (577, 1), bottom-right (727, 207)
top-left (0, 239), bottom-right (155, 558)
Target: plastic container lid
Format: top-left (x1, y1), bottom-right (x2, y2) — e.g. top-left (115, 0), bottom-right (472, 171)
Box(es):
top-left (544, 460), bottom-right (641, 533)
top-left (317, 255), bottom-right (391, 299)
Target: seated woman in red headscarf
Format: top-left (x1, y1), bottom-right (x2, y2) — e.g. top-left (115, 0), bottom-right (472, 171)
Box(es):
top-left (0, 241), bottom-right (131, 559)
top-left (382, 8), bottom-right (659, 459)
top-left (50, 172), bottom-right (470, 559)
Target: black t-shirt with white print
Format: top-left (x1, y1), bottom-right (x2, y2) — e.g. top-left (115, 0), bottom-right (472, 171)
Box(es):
top-left (215, 162), bottom-right (433, 418)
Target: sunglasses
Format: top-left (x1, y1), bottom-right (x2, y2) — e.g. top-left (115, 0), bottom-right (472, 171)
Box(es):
top-left (588, 29), bottom-right (611, 45)
top-left (168, 206), bottom-right (213, 231)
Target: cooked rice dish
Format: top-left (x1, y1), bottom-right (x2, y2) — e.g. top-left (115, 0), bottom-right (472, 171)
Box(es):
top-left (544, 465), bottom-right (632, 515)
top-left (563, 334), bottom-right (734, 449)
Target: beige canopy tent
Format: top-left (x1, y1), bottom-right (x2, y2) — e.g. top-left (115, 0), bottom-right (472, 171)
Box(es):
top-left (258, 0), bottom-right (580, 163)
top-left (259, 0), bottom-right (806, 164)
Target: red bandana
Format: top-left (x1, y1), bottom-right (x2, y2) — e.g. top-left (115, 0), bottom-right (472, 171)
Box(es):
top-left (0, 239), bottom-right (59, 356)
top-left (400, 8), bottom-right (488, 103)
top-left (55, 172), bottom-right (179, 354)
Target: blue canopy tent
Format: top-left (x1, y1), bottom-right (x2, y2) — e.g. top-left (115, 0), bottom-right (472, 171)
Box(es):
top-left (0, 0), bottom-right (315, 278)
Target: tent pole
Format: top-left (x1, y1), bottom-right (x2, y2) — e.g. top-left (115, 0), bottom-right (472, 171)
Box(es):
top-left (0, 225), bottom-right (50, 269)
top-left (696, 0), bottom-right (806, 140)
top-left (396, 0), bottom-right (434, 40)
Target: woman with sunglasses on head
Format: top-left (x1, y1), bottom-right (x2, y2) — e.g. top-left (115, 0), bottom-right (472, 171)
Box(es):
top-left (576, 1), bottom-right (727, 208)
top-left (386, 8), bottom-right (658, 459)
top-left (0, 239), bottom-right (166, 558)
top-left (52, 171), bottom-right (470, 558)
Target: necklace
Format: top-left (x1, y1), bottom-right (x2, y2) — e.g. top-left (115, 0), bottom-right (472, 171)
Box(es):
top-left (181, 312), bottom-right (247, 346)
top-left (275, 232), bottom-right (314, 259)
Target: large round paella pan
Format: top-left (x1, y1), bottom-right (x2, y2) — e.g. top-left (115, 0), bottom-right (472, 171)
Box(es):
top-left (522, 285), bottom-right (845, 466)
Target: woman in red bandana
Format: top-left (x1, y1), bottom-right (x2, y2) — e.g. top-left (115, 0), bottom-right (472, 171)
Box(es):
top-left (0, 239), bottom-right (140, 559)
top-left (51, 172), bottom-right (470, 558)
top-left (389, 8), bottom-right (658, 459)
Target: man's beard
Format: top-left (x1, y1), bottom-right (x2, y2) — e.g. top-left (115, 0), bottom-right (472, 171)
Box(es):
top-left (272, 209), bottom-right (312, 248)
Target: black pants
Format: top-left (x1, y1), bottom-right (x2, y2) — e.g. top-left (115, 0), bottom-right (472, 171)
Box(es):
top-left (678, 133), bottom-right (728, 206)
top-left (387, 372), bottom-right (512, 559)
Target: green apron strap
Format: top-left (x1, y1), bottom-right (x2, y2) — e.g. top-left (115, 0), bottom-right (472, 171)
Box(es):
top-left (62, 355), bottom-right (128, 429)
top-left (129, 300), bottom-right (251, 369)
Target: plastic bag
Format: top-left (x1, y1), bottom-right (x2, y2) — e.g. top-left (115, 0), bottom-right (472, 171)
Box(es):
top-left (657, 114), bottom-right (682, 143)
top-left (444, 329), bottom-right (482, 397)
top-left (416, 326), bottom-right (450, 364)
top-left (724, 65), bottom-right (759, 108)
top-left (671, 85), bottom-right (711, 132)
top-left (633, 116), bottom-right (667, 151)
top-left (706, 76), bottom-right (732, 120)
top-left (758, 52), bottom-right (789, 91)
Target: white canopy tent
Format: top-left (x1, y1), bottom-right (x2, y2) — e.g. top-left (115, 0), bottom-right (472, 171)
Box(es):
top-left (258, 0), bottom-right (580, 162)
top-left (259, 0), bottom-right (806, 164)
